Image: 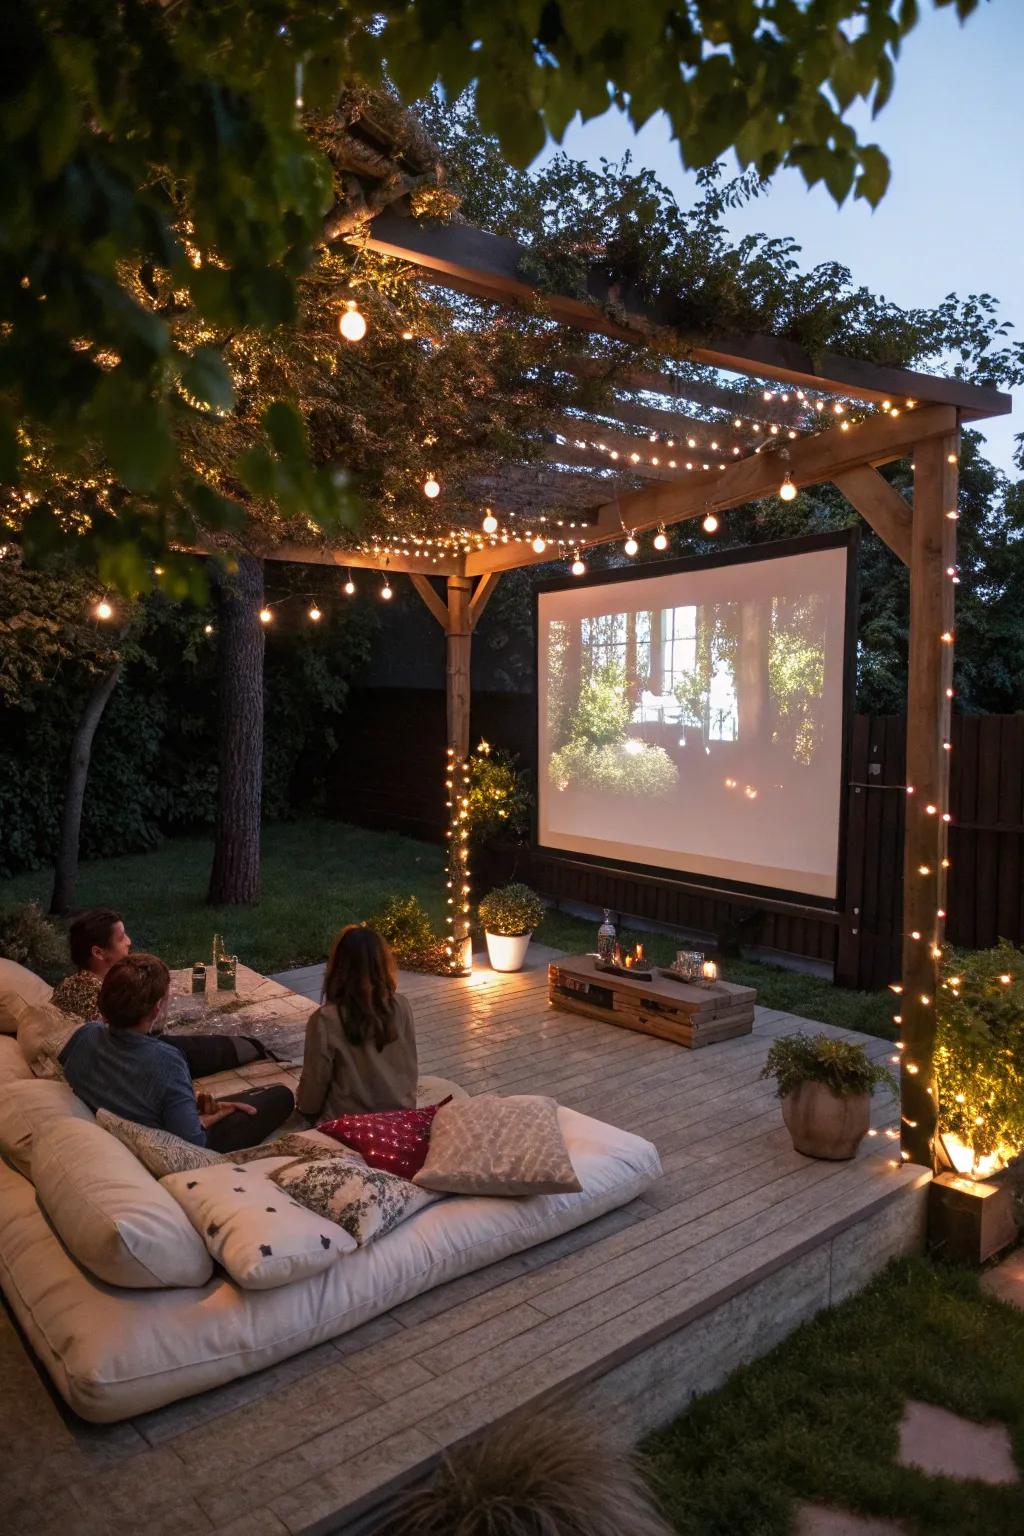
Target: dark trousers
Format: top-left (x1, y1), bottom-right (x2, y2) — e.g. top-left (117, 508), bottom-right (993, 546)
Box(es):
top-left (163, 1032), bottom-right (269, 1078)
top-left (204, 1084), bottom-right (295, 1153)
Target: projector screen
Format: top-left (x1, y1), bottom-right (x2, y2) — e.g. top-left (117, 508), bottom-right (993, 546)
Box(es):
top-left (536, 533), bottom-right (856, 903)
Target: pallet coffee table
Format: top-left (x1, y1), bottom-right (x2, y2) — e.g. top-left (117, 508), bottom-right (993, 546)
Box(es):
top-left (548, 953), bottom-right (756, 1048)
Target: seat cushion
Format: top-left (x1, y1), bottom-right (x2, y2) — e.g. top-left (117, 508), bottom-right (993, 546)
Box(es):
top-left (0, 1105), bottom-right (661, 1421)
top-left (270, 1154), bottom-right (440, 1246)
top-left (0, 1075), bottom-right (95, 1177)
top-left (0, 959), bottom-right (53, 1031)
top-left (162, 1157), bottom-right (358, 1290)
top-left (414, 1094), bottom-right (582, 1197)
top-left (32, 1118), bottom-right (213, 1289)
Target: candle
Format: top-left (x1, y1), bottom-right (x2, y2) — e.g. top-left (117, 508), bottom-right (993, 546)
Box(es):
top-left (635, 943), bottom-right (644, 963)
top-left (623, 953), bottom-right (633, 969)
top-left (702, 959), bottom-right (718, 984)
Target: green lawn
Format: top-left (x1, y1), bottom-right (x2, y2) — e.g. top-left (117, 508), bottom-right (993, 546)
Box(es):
top-left (0, 820), bottom-right (892, 1037)
top-left (644, 1257), bottom-right (1024, 1536)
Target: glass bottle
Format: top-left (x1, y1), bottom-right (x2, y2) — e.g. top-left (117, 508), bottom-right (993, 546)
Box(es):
top-left (597, 910), bottom-right (617, 963)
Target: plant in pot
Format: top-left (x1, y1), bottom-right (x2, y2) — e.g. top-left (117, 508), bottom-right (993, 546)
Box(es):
top-left (478, 883), bottom-right (546, 974)
top-left (935, 940), bottom-right (1024, 1179)
top-left (760, 1033), bottom-right (896, 1160)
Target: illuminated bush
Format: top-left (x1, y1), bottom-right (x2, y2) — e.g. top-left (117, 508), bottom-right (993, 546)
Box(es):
top-left (465, 744), bottom-right (532, 846)
top-left (369, 895), bottom-right (447, 974)
top-left (937, 941), bottom-right (1024, 1172)
top-left (478, 883), bottom-right (546, 937)
top-left (549, 739), bottom-right (679, 797)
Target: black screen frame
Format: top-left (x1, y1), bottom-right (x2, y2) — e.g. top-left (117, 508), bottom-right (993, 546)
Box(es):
top-left (531, 528), bottom-right (860, 914)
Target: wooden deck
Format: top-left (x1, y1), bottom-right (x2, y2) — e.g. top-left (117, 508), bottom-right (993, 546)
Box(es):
top-left (1, 950), bottom-right (928, 1536)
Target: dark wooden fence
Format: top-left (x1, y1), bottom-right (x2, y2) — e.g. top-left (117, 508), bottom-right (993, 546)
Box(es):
top-left (330, 694), bottom-right (1024, 989)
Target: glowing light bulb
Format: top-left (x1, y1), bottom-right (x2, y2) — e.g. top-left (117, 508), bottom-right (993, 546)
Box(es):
top-left (532, 536), bottom-right (547, 554)
top-left (482, 510), bottom-right (498, 535)
top-left (381, 581), bottom-right (393, 600)
top-left (203, 623), bottom-right (214, 636)
top-left (653, 529), bottom-right (668, 551)
top-left (94, 599), bottom-right (113, 621)
top-left (343, 578), bottom-right (355, 595)
top-left (702, 513), bottom-right (719, 534)
top-left (779, 472), bottom-right (797, 502)
top-left (624, 534), bottom-right (639, 557)
top-left (308, 605), bottom-right (321, 622)
top-left (401, 329), bottom-right (414, 341)
top-left (423, 475), bottom-right (440, 499)
top-left (339, 300), bottom-right (366, 342)
top-left (259, 608), bottom-right (272, 624)
top-left (571, 553), bottom-right (586, 577)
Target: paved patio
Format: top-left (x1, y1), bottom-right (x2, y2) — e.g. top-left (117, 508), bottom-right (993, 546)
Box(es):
top-left (1, 948), bottom-right (928, 1536)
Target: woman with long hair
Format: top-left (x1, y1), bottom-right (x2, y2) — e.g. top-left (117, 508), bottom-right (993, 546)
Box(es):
top-left (296, 924), bottom-right (418, 1120)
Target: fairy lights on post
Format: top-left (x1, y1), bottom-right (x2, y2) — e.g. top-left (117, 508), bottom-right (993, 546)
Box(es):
top-left (443, 747), bottom-right (473, 976)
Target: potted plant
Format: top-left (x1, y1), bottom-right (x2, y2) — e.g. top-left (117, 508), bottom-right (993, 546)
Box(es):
top-left (478, 883), bottom-right (546, 973)
top-left (760, 1033), bottom-right (896, 1160)
top-left (936, 941), bottom-right (1024, 1178)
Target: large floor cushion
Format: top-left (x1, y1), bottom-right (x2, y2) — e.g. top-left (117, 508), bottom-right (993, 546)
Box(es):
top-left (0, 1035), bottom-right (34, 1087)
top-left (0, 1106), bottom-right (661, 1421)
top-left (0, 958), bottom-right (53, 1031)
top-left (0, 1075), bottom-right (95, 1177)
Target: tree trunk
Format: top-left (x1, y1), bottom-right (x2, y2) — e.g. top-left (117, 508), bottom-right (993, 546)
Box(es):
top-left (207, 556), bottom-right (265, 906)
top-left (50, 661), bottom-right (124, 916)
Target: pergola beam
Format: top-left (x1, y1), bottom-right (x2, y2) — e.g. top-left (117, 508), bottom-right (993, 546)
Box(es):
top-left (553, 354), bottom-right (809, 427)
top-left (366, 213), bottom-right (1012, 421)
top-left (260, 542), bottom-right (466, 577)
top-left (832, 465), bottom-right (914, 566)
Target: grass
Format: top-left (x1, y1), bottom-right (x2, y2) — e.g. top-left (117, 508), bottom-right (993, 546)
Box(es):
top-left (644, 1256), bottom-right (1024, 1536)
top-left (0, 819), bottom-right (892, 1036)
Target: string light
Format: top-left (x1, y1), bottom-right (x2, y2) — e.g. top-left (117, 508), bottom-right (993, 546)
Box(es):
top-left (338, 299), bottom-right (367, 343)
top-left (653, 527), bottom-right (669, 551)
top-left (779, 472), bottom-right (797, 502)
top-left (308, 605), bottom-right (321, 622)
top-left (482, 509), bottom-right (498, 535)
top-left (423, 475), bottom-right (440, 499)
top-left (443, 749), bottom-right (473, 975)
top-left (94, 599), bottom-right (113, 621)
top-left (381, 577), bottom-right (393, 600)
top-left (571, 551), bottom-right (586, 576)
top-left (624, 532), bottom-right (639, 557)
top-left (203, 623), bottom-right (214, 636)
top-left (532, 536), bottom-right (547, 554)
top-left (343, 571), bottom-right (355, 596)
top-left (259, 608), bottom-right (272, 624)
top-left (702, 512), bottom-right (719, 534)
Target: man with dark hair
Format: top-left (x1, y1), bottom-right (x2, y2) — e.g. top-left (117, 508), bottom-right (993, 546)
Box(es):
top-left (60, 954), bottom-right (294, 1151)
top-left (52, 907), bottom-right (271, 1077)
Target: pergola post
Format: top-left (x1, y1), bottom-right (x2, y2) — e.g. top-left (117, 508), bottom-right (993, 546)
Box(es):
top-left (445, 574), bottom-right (473, 758)
top-left (900, 431), bottom-right (958, 1169)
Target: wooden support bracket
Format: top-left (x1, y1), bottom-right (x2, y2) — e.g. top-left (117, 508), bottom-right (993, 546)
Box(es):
top-left (833, 465), bottom-right (914, 566)
top-left (469, 572), bottom-right (501, 630)
top-left (408, 573), bottom-right (449, 628)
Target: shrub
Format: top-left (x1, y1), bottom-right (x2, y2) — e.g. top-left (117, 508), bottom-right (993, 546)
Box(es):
top-left (479, 883), bottom-right (546, 937)
top-left (760, 1033), bottom-right (896, 1100)
top-left (368, 895), bottom-right (451, 975)
top-left (937, 940), bottom-right (1024, 1172)
top-left (548, 739), bottom-right (678, 797)
top-left (465, 744), bottom-right (532, 846)
top-left (0, 901), bottom-right (69, 984)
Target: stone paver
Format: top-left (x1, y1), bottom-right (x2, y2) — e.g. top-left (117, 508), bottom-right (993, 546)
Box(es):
top-left (980, 1246), bottom-right (1024, 1309)
top-left (795, 1504), bottom-right (907, 1536)
top-left (897, 1400), bottom-right (1019, 1485)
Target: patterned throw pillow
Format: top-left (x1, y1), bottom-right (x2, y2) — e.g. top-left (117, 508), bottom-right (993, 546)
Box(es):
top-left (270, 1154), bottom-right (440, 1246)
top-left (413, 1095), bottom-right (582, 1198)
top-left (318, 1099), bottom-right (451, 1181)
top-left (162, 1156), bottom-right (357, 1290)
top-left (97, 1108), bottom-right (225, 1178)
top-left (16, 1001), bottom-right (82, 1081)
top-left (232, 1130), bottom-right (353, 1165)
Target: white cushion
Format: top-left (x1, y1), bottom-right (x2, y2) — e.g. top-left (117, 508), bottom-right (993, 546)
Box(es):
top-left (0, 959), bottom-right (52, 1030)
top-left (97, 1108), bottom-right (226, 1178)
top-left (162, 1157), bottom-right (358, 1291)
top-left (0, 1075), bottom-right (95, 1177)
top-left (32, 1118), bottom-right (213, 1290)
top-left (17, 1001), bottom-right (81, 1080)
top-left (270, 1154), bottom-right (439, 1246)
top-left (0, 1034), bottom-right (34, 1088)
top-left (0, 1107), bottom-right (661, 1421)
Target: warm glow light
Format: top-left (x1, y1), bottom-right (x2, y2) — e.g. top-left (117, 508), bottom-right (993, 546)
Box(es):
top-left (571, 553), bottom-right (586, 577)
top-left (653, 529), bottom-right (668, 551)
top-left (779, 473), bottom-right (797, 502)
top-left (203, 623), bottom-right (214, 636)
top-left (702, 512), bottom-right (719, 534)
top-left (94, 599), bottom-right (113, 621)
top-left (339, 300), bottom-right (367, 342)
top-left (381, 582), bottom-right (392, 600)
top-left (343, 577), bottom-right (355, 596)
top-left (532, 536), bottom-right (547, 553)
top-left (624, 534), bottom-right (639, 557)
top-left (308, 606), bottom-right (321, 622)
top-left (423, 475), bottom-right (441, 499)
top-left (482, 510), bottom-right (498, 535)
top-left (259, 608), bottom-right (272, 624)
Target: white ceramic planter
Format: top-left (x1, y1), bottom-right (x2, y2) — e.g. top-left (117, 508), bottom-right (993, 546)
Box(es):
top-left (485, 930), bottom-right (532, 973)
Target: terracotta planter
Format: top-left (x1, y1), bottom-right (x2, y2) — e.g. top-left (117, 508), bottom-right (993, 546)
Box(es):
top-left (485, 931), bottom-right (532, 973)
top-left (781, 1081), bottom-right (871, 1160)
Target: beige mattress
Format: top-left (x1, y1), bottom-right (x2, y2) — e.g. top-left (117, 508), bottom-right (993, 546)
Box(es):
top-left (0, 1106), bottom-right (660, 1422)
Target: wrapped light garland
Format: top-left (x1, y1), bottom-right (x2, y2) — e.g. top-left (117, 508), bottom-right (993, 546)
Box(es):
top-left (443, 747), bottom-right (473, 976)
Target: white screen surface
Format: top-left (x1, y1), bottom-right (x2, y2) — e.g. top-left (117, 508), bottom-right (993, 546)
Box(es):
top-left (537, 542), bottom-right (850, 901)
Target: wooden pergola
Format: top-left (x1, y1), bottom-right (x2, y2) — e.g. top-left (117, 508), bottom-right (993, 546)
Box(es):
top-left (265, 211), bottom-right (1012, 1172)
